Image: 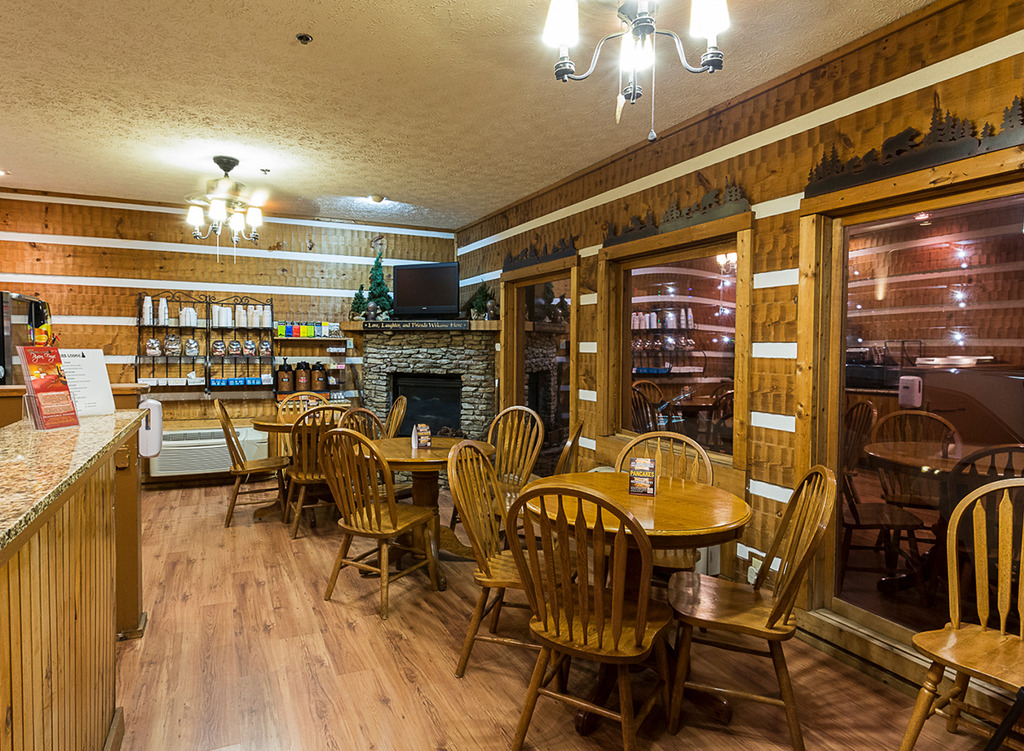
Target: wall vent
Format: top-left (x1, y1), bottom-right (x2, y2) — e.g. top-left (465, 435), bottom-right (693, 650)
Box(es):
top-left (148, 427), bottom-right (267, 478)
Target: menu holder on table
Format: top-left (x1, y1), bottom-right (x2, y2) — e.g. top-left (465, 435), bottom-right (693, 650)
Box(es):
top-left (16, 345), bottom-right (79, 430)
top-left (628, 457), bottom-right (656, 496)
top-left (411, 423), bottom-right (432, 449)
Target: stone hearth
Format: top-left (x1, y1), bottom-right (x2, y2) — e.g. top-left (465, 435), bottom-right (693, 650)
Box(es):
top-left (361, 330), bottom-right (497, 439)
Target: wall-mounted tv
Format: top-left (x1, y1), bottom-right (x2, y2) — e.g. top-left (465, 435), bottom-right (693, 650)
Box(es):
top-left (392, 262), bottom-right (460, 319)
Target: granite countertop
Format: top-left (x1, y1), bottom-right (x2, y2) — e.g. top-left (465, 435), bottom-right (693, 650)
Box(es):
top-left (0, 409), bottom-right (146, 551)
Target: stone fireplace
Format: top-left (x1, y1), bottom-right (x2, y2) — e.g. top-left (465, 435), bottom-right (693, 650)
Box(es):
top-left (361, 330), bottom-right (497, 439)
top-left (523, 330), bottom-right (565, 445)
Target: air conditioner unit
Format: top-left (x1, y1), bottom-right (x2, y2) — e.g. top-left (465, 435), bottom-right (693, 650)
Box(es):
top-left (148, 427), bottom-right (268, 478)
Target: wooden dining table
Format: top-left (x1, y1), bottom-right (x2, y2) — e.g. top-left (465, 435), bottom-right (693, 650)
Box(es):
top-left (521, 470), bottom-right (751, 734)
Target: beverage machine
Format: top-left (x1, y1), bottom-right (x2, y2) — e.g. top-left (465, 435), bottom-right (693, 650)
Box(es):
top-left (0, 291), bottom-right (53, 385)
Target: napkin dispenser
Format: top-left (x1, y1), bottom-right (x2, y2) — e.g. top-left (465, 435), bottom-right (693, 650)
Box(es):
top-left (898, 375), bottom-right (923, 408)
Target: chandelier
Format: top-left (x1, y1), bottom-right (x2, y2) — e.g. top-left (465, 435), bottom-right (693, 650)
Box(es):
top-left (185, 156), bottom-right (264, 252)
top-left (543, 0), bottom-right (730, 141)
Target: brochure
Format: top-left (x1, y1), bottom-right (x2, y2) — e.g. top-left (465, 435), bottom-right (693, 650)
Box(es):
top-left (16, 346), bottom-right (79, 430)
top-left (627, 457), bottom-right (656, 496)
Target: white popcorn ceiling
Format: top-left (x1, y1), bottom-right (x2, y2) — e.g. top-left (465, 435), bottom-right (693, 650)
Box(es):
top-left (0, 0), bottom-right (938, 230)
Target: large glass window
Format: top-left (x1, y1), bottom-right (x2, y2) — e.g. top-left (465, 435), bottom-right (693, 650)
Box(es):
top-left (622, 244), bottom-right (736, 453)
top-left (839, 194), bottom-right (1024, 632)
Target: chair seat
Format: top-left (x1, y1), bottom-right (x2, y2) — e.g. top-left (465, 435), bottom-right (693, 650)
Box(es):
top-left (233, 455), bottom-right (290, 475)
top-left (913, 624), bottom-right (1024, 693)
top-left (667, 571), bottom-right (795, 640)
top-left (474, 549), bottom-right (529, 589)
top-left (844, 503), bottom-right (924, 530)
top-left (337, 503), bottom-right (435, 538)
top-left (529, 598), bottom-right (674, 663)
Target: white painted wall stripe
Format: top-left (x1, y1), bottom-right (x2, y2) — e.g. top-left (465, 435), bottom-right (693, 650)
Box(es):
top-left (455, 29), bottom-right (1024, 256)
top-left (0, 192), bottom-right (455, 239)
top-left (580, 293), bottom-right (598, 306)
top-left (578, 244), bottom-right (602, 258)
top-left (0, 230), bottom-right (437, 267)
top-left (579, 341), bottom-right (598, 354)
top-left (346, 357), bottom-right (363, 365)
top-left (750, 411), bottom-right (797, 433)
top-left (494, 343), bottom-right (501, 352)
top-left (579, 436), bottom-right (597, 451)
top-left (749, 479), bottom-right (793, 503)
top-left (753, 268), bottom-right (800, 289)
top-left (751, 193), bottom-right (804, 219)
top-left (737, 543), bottom-right (782, 571)
top-left (16, 354), bottom-right (137, 366)
top-left (578, 389), bottom-right (597, 402)
top-left (459, 269), bottom-right (502, 287)
top-left (752, 342), bottom-right (798, 359)
top-left (0, 272), bottom-right (357, 298)
top-left (13, 314), bottom-right (139, 327)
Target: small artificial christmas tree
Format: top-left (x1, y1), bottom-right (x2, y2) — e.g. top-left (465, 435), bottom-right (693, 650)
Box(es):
top-left (350, 284), bottom-right (367, 319)
top-left (367, 251), bottom-right (393, 318)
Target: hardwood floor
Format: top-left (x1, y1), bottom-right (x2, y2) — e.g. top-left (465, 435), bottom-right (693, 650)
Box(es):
top-left (116, 483), bottom-right (986, 751)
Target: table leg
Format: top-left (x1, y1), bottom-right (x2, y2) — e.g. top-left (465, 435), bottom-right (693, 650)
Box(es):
top-left (410, 470), bottom-right (447, 591)
top-left (574, 663), bottom-right (617, 735)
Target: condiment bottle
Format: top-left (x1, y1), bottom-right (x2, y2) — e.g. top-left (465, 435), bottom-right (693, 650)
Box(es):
top-left (276, 359), bottom-right (294, 394)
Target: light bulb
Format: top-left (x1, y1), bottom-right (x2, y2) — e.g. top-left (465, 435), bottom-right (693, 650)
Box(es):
top-left (690, 0), bottom-right (730, 47)
top-left (229, 211), bottom-right (245, 233)
top-left (186, 205), bottom-right (204, 228)
top-left (543, 0), bottom-right (579, 49)
top-left (620, 33), bottom-right (636, 72)
top-left (209, 199), bottom-right (227, 223)
top-left (246, 206), bottom-right (263, 228)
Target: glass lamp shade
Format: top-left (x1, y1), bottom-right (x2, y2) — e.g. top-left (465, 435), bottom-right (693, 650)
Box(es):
top-left (209, 199), bottom-right (228, 223)
top-left (186, 205), bottom-right (205, 227)
top-left (245, 206), bottom-right (263, 228)
top-left (229, 211), bottom-right (246, 233)
top-left (690, 0), bottom-right (730, 45)
top-left (543, 0), bottom-right (579, 49)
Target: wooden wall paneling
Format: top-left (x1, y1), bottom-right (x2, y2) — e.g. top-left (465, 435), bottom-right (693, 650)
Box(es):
top-left (750, 287), bottom-right (799, 343)
top-left (569, 263), bottom-right (580, 433)
top-left (747, 359), bottom-right (797, 416)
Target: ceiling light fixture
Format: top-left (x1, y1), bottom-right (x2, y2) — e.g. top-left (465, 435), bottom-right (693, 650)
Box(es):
top-left (185, 156), bottom-right (264, 260)
top-left (543, 0), bottom-right (730, 141)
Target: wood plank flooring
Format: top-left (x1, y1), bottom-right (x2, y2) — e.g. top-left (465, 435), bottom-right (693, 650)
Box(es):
top-left (116, 482), bottom-right (987, 751)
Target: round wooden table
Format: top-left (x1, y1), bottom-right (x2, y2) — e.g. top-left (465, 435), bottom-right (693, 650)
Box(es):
top-left (864, 441), bottom-right (982, 478)
top-left (522, 470), bottom-right (750, 734)
top-left (522, 471), bottom-right (750, 549)
top-left (372, 437), bottom-right (494, 590)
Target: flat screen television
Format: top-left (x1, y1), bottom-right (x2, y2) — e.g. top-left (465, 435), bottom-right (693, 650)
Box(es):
top-left (392, 262), bottom-right (460, 319)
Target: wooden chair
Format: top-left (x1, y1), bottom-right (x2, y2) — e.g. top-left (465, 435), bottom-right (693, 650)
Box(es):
top-left (508, 483), bottom-right (674, 751)
top-left (486, 405), bottom-right (544, 511)
top-left (383, 395), bottom-right (407, 438)
top-left (554, 419), bottom-right (584, 476)
top-left (630, 387), bottom-right (658, 433)
top-left (898, 477), bottom-right (1024, 750)
top-left (284, 405), bottom-right (347, 539)
top-left (838, 400), bottom-right (925, 591)
top-left (447, 441), bottom-right (539, 677)
top-left (341, 407), bottom-right (386, 440)
top-left (615, 431), bottom-right (713, 574)
top-left (319, 428), bottom-right (439, 619)
top-left (871, 410), bottom-right (962, 519)
top-left (214, 399), bottom-right (290, 528)
top-left (666, 466), bottom-right (837, 749)
top-left (631, 379), bottom-right (664, 408)
top-left (276, 391), bottom-right (329, 456)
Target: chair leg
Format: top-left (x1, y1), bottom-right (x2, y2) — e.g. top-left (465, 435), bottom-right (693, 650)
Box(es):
top-left (283, 479), bottom-right (297, 524)
top-left (769, 640), bottom-right (804, 751)
top-left (838, 525), bottom-right (853, 592)
top-left (556, 651), bottom-right (572, 694)
top-left (224, 475), bottom-right (243, 527)
top-left (617, 663), bottom-right (637, 751)
top-left (512, 647), bottom-right (551, 751)
top-left (276, 469), bottom-right (287, 505)
top-left (899, 662), bottom-right (945, 751)
top-left (945, 672), bottom-right (970, 733)
top-left (379, 541), bottom-right (390, 620)
top-left (455, 587), bottom-right (490, 678)
top-left (290, 485), bottom-right (308, 539)
top-left (668, 623), bottom-right (692, 735)
top-left (323, 534), bottom-right (353, 601)
top-left (489, 588), bottom-right (506, 634)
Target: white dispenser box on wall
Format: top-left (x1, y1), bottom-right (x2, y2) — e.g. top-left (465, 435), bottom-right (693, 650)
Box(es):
top-left (898, 375), bottom-right (923, 408)
top-left (139, 398), bottom-right (163, 457)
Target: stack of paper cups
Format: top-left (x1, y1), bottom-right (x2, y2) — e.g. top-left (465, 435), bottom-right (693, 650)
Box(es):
top-left (157, 298), bottom-right (169, 326)
top-left (262, 308), bottom-right (272, 328)
top-left (142, 296), bottom-right (153, 325)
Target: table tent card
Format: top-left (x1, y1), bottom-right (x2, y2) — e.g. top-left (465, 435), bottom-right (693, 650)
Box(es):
top-left (411, 423), bottom-right (432, 449)
top-left (59, 349), bottom-right (116, 417)
top-left (628, 457), bottom-right (657, 496)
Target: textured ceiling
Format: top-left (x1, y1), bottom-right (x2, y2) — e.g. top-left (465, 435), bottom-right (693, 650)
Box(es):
top-left (0, 0), bottom-right (939, 230)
